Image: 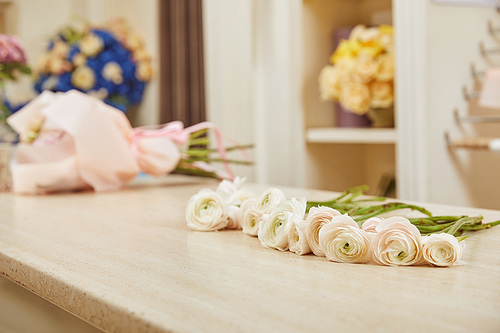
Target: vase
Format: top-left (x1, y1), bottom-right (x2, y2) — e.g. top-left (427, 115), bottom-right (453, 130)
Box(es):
top-left (367, 107), bottom-right (395, 128)
top-left (335, 103), bottom-right (372, 128)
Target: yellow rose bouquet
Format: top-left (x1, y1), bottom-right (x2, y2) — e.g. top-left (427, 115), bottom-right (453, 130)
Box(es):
top-left (319, 24), bottom-right (394, 122)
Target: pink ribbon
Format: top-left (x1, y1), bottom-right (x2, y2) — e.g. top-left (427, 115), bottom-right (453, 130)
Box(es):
top-left (131, 121), bottom-right (250, 180)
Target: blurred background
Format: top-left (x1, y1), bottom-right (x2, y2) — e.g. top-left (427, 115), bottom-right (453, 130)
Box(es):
top-left (1, 0), bottom-right (500, 209)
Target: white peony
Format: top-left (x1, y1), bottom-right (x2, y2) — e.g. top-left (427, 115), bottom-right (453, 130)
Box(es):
top-left (186, 189), bottom-right (228, 231)
top-left (319, 214), bottom-right (372, 263)
top-left (422, 233), bottom-right (465, 267)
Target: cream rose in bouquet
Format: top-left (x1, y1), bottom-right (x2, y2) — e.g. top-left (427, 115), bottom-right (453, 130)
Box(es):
top-left (319, 24), bottom-right (394, 117)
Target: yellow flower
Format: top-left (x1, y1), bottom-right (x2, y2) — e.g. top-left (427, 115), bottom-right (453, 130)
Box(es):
top-left (73, 53), bottom-right (86, 67)
top-left (102, 62), bottom-right (123, 84)
top-left (80, 33), bottom-right (103, 57)
top-left (370, 80), bottom-right (393, 109)
top-left (359, 27), bottom-right (381, 43)
top-left (48, 57), bottom-right (70, 75)
top-left (319, 65), bottom-right (341, 101)
top-left (379, 25), bottom-right (393, 35)
top-left (136, 61), bottom-right (153, 81)
top-left (340, 81), bottom-right (371, 115)
top-left (71, 66), bottom-right (95, 90)
top-left (375, 53), bottom-right (394, 81)
top-left (125, 32), bottom-right (143, 51)
top-left (52, 39), bottom-right (70, 58)
top-left (354, 54), bottom-right (378, 84)
top-left (330, 40), bottom-right (361, 64)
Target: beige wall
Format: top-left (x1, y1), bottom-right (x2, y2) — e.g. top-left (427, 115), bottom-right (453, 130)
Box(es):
top-left (424, 3), bottom-right (500, 209)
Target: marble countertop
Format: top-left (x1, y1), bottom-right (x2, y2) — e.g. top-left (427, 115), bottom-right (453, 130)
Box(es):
top-left (1, 176), bottom-right (500, 332)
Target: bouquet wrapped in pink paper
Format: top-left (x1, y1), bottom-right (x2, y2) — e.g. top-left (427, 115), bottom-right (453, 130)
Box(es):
top-left (7, 90), bottom-right (250, 194)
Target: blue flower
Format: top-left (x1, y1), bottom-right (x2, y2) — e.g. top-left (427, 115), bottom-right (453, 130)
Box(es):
top-left (34, 23), bottom-right (151, 113)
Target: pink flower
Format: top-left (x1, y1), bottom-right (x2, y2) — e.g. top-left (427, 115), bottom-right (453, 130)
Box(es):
top-left (422, 233), bottom-right (465, 267)
top-left (305, 206), bottom-right (342, 256)
top-left (319, 214), bottom-right (372, 263)
top-left (371, 216), bottom-right (423, 266)
top-left (361, 217), bottom-right (383, 233)
top-left (0, 35), bottom-right (27, 64)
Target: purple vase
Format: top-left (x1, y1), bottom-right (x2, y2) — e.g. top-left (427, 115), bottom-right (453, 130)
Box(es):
top-left (335, 103), bottom-right (372, 128)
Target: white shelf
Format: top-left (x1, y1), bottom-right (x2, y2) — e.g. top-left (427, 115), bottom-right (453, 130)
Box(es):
top-left (306, 127), bottom-right (398, 144)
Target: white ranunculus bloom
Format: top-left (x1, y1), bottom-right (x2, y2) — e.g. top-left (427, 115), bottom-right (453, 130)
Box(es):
top-left (258, 197), bottom-right (306, 251)
top-left (216, 177), bottom-right (252, 206)
top-left (186, 189), bottom-right (228, 231)
top-left (319, 215), bottom-right (372, 263)
top-left (361, 217), bottom-right (383, 233)
top-left (305, 206), bottom-right (342, 257)
top-left (422, 233), bottom-right (465, 267)
top-left (288, 219), bottom-right (311, 255)
top-left (372, 216), bottom-right (423, 266)
top-left (255, 187), bottom-right (286, 215)
top-left (240, 198), bottom-right (262, 236)
top-left (226, 205), bottom-right (241, 230)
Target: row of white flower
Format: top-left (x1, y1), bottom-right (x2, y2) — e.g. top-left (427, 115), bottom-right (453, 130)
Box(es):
top-left (186, 178), bottom-right (465, 267)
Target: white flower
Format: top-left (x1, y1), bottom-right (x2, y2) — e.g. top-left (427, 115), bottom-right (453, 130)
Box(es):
top-left (258, 197), bottom-right (306, 251)
top-left (80, 33), bottom-right (104, 56)
top-left (240, 198), bottom-right (261, 236)
top-left (216, 177), bottom-right (253, 206)
top-left (216, 177), bottom-right (245, 200)
top-left (319, 215), bottom-right (372, 263)
top-left (102, 62), bottom-right (123, 84)
top-left (71, 66), bottom-right (95, 90)
top-left (226, 205), bottom-right (241, 230)
top-left (255, 187), bottom-right (286, 215)
top-left (288, 220), bottom-right (311, 255)
top-left (361, 217), bottom-right (383, 233)
top-left (186, 189), bottom-right (228, 231)
top-left (305, 206), bottom-right (342, 256)
top-left (422, 234), bottom-right (465, 267)
top-left (372, 216), bottom-right (423, 266)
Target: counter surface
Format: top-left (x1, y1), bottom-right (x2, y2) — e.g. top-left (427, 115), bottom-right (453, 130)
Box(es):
top-left (1, 176), bottom-right (500, 332)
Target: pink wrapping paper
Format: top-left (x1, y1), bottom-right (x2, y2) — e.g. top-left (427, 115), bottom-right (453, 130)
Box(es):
top-left (7, 90), bottom-right (184, 194)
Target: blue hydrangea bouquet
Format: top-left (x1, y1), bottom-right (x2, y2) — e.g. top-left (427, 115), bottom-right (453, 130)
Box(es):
top-left (34, 18), bottom-right (153, 112)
